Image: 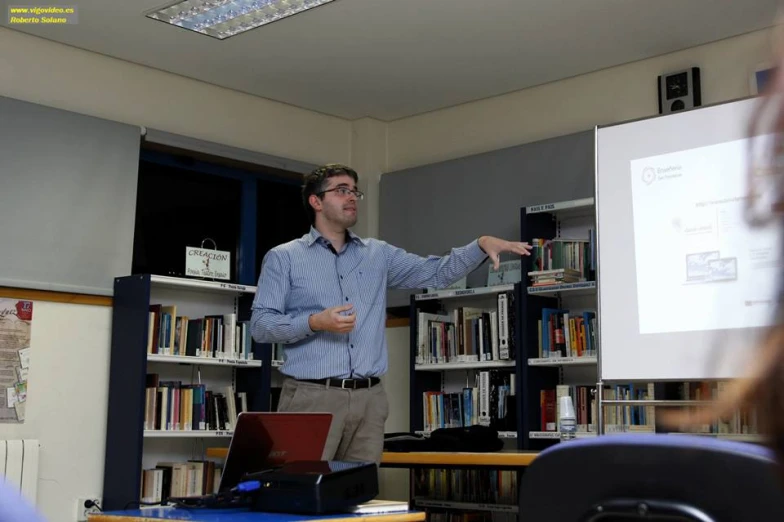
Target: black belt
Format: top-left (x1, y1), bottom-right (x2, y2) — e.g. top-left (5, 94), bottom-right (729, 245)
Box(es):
top-left (300, 377), bottom-right (381, 389)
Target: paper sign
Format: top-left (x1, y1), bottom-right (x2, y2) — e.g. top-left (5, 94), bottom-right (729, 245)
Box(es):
top-left (487, 260), bottom-right (522, 286)
top-left (18, 347), bottom-right (30, 369)
top-left (6, 387), bottom-right (17, 408)
top-left (14, 382), bottom-right (26, 402)
top-left (185, 247), bottom-right (231, 280)
top-left (14, 401), bottom-right (25, 422)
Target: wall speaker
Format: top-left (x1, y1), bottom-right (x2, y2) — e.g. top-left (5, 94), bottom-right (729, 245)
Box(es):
top-left (658, 67), bottom-right (701, 114)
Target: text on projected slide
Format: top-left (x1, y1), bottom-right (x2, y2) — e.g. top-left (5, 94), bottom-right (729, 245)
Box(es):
top-left (630, 137), bottom-right (781, 335)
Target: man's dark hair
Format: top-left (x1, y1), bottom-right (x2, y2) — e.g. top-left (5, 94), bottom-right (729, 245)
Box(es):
top-left (301, 163), bottom-right (359, 224)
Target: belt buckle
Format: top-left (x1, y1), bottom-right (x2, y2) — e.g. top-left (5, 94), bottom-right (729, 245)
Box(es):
top-left (341, 379), bottom-right (354, 389)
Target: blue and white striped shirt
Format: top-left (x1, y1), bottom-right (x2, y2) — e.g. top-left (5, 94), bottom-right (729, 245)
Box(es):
top-left (250, 227), bottom-right (488, 379)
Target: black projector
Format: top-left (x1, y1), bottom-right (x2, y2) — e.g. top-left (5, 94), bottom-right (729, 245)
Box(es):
top-left (244, 460), bottom-right (378, 514)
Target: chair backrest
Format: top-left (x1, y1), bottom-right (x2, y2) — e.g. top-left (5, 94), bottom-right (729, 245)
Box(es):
top-left (519, 434), bottom-right (784, 522)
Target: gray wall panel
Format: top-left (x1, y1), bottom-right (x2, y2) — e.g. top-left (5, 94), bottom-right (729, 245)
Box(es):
top-left (0, 96), bottom-right (141, 295)
top-left (380, 130), bottom-right (595, 307)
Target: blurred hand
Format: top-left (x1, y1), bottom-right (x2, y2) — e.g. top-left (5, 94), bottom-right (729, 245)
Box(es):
top-left (309, 304), bottom-right (356, 334)
top-left (478, 236), bottom-right (533, 270)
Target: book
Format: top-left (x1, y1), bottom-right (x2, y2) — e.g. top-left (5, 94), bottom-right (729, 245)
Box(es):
top-left (347, 499), bottom-right (410, 514)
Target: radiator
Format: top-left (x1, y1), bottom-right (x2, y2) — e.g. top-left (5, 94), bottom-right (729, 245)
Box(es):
top-left (0, 439), bottom-right (39, 504)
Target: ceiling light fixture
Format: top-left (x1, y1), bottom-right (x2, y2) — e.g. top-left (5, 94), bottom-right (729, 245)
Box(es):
top-left (146, 0), bottom-right (335, 40)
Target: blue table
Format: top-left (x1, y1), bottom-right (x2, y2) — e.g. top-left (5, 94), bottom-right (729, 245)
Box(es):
top-left (90, 507), bottom-right (425, 522)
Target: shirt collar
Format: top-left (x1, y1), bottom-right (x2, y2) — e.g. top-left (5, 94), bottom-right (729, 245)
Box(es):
top-left (306, 226), bottom-right (367, 247)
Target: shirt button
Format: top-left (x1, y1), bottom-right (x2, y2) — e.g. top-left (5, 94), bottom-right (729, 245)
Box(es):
top-left (351, 344), bottom-right (354, 349)
top-left (345, 296), bottom-right (349, 301)
top-left (340, 275), bottom-right (343, 279)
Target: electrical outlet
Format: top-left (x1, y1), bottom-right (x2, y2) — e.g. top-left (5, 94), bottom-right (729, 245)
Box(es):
top-left (75, 497), bottom-right (101, 522)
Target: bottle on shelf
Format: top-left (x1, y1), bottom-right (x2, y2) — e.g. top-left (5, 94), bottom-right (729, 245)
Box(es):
top-left (559, 395), bottom-right (576, 442)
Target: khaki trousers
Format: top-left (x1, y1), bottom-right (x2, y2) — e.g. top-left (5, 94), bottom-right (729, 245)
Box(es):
top-left (276, 377), bottom-right (389, 464)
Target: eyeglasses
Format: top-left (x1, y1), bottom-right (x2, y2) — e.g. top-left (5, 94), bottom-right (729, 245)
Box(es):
top-left (318, 187), bottom-right (365, 200)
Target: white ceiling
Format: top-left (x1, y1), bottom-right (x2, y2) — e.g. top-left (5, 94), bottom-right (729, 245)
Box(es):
top-left (7, 0), bottom-right (780, 120)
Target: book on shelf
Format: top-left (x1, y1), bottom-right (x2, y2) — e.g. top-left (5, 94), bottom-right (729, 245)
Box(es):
top-left (423, 370), bottom-right (515, 433)
top-left (673, 381), bottom-right (758, 436)
top-left (144, 373), bottom-right (248, 432)
top-left (413, 467), bottom-right (517, 522)
top-left (540, 383), bottom-right (655, 434)
top-left (416, 289), bottom-right (516, 365)
top-left (538, 308), bottom-right (596, 358)
top-left (147, 306), bottom-right (254, 361)
top-left (528, 268), bottom-right (582, 286)
top-left (140, 460), bottom-right (222, 504)
top-left (529, 233), bottom-right (596, 282)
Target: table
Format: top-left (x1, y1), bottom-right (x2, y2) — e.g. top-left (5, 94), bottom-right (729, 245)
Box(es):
top-left (379, 450), bottom-right (538, 470)
top-left (204, 449), bottom-right (539, 470)
top-left (89, 507), bottom-right (425, 522)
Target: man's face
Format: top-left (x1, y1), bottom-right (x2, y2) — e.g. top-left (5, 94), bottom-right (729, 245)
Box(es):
top-left (315, 174), bottom-right (359, 228)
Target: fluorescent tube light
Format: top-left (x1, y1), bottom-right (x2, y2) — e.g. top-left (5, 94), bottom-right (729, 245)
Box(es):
top-left (146, 0), bottom-right (335, 40)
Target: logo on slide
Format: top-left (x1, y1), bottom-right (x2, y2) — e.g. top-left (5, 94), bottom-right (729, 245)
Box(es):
top-left (642, 167), bottom-right (656, 185)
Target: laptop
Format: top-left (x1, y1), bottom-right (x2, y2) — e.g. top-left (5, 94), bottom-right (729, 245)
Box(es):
top-left (217, 412), bottom-right (332, 493)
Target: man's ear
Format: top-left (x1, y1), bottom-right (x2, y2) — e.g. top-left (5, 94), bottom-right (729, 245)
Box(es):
top-left (309, 194), bottom-right (322, 213)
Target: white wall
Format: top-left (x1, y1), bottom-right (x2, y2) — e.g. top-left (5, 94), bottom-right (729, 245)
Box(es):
top-left (386, 28), bottom-right (773, 171)
top-left (0, 28), bottom-right (351, 167)
top-left (0, 301), bottom-right (111, 522)
top-left (379, 326), bottom-right (411, 501)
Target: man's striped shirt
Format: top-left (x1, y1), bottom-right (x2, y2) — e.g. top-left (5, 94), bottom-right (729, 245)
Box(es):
top-left (250, 226), bottom-right (487, 380)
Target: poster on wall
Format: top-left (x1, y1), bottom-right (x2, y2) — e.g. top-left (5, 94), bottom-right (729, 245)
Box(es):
top-left (0, 299), bottom-right (32, 423)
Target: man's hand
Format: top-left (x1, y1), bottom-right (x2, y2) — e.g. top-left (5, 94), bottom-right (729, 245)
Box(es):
top-left (309, 304), bottom-right (356, 334)
top-left (478, 236), bottom-right (533, 270)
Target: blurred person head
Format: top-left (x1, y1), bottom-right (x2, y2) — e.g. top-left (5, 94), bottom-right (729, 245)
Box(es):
top-left (0, 478), bottom-right (48, 522)
top-left (663, 26), bottom-right (784, 477)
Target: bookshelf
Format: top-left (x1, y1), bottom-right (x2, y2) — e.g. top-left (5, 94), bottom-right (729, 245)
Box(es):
top-left (520, 198), bottom-right (599, 450)
top-left (520, 199), bottom-right (762, 444)
top-left (101, 274), bottom-right (271, 511)
top-left (407, 279), bottom-right (523, 522)
top-left (409, 282), bottom-right (523, 443)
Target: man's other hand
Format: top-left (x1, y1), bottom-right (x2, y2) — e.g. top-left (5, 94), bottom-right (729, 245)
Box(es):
top-left (309, 304), bottom-right (356, 333)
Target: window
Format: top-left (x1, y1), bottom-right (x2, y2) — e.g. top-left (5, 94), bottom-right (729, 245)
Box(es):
top-left (254, 178), bottom-right (311, 281)
top-left (132, 158), bottom-right (243, 282)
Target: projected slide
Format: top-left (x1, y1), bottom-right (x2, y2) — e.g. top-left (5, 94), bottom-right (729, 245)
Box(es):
top-left (630, 137), bottom-right (781, 334)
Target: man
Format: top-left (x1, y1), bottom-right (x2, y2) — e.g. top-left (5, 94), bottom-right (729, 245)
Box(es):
top-left (250, 163), bottom-right (531, 464)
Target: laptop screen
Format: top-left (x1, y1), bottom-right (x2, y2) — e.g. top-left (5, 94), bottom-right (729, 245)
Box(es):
top-left (217, 412), bottom-right (332, 492)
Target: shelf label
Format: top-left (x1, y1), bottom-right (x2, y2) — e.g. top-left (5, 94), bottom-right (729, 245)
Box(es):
top-left (219, 282), bottom-right (248, 291)
top-left (528, 281), bottom-right (596, 293)
top-left (528, 203), bottom-right (556, 213)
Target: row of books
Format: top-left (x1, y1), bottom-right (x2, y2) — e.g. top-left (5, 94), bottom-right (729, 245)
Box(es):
top-left (537, 308), bottom-right (596, 359)
top-left (424, 513), bottom-right (515, 522)
top-left (423, 371), bottom-right (515, 433)
top-left (674, 381), bottom-right (759, 435)
top-left (144, 374), bottom-right (247, 432)
top-left (140, 460), bottom-right (222, 504)
top-left (413, 467), bottom-right (517, 506)
top-left (528, 267), bottom-right (583, 287)
top-left (540, 383), bottom-right (656, 433)
top-left (415, 291), bottom-right (516, 365)
top-left (530, 235), bottom-right (595, 279)
top-left (147, 307), bottom-right (254, 361)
